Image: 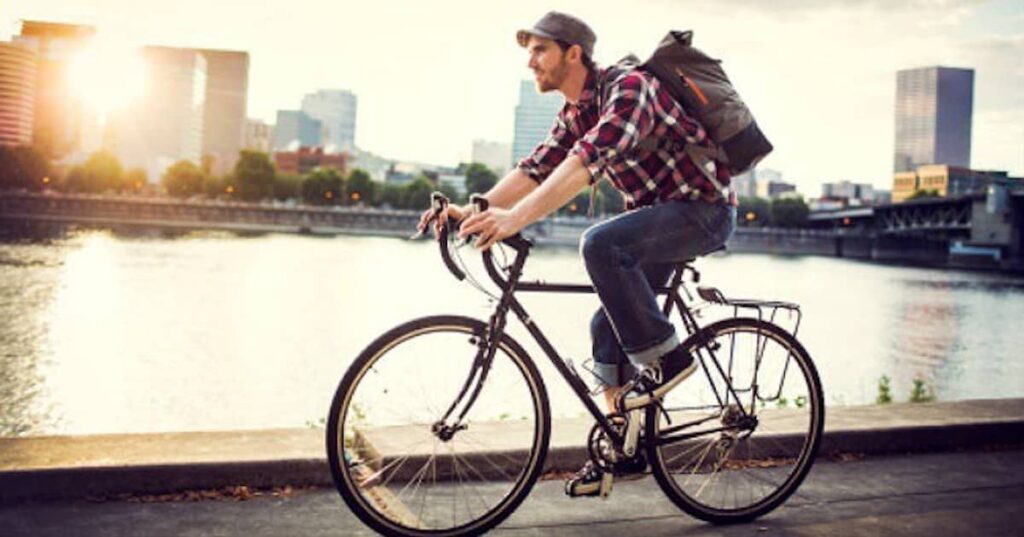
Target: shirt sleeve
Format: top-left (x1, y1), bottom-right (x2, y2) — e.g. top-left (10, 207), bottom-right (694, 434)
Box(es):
top-left (516, 108), bottom-right (576, 185)
top-left (571, 73), bottom-right (656, 183)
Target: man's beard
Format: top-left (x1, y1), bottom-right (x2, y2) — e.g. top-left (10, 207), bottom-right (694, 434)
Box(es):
top-left (535, 59), bottom-right (568, 92)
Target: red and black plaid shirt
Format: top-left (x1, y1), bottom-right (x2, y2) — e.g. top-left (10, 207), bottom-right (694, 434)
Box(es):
top-left (517, 63), bottom-right (731, 210)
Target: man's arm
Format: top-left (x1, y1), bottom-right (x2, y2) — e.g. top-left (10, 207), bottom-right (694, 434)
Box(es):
top-left (459, 155), bottom-right (591, 249)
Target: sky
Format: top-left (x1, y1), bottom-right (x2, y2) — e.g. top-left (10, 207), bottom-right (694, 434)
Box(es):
top-left (4, 0), bottom-right (1022, 195)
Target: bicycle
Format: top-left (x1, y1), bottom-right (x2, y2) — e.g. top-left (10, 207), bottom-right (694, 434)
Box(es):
top-left (327, 193), bottom-right (824, 536)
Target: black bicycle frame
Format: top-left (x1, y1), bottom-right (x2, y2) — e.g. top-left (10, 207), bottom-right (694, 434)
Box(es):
top-left (435, 229), bottom-right (752, 451)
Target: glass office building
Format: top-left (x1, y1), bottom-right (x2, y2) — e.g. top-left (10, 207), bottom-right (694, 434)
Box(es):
top-left (894, 66), bottom-right (974, 173)
top-left (511, 80), bottom-right (564, 166)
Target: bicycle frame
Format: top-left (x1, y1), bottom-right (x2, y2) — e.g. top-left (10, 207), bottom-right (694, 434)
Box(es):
top-left (435, 229), bottom-right (755, 454)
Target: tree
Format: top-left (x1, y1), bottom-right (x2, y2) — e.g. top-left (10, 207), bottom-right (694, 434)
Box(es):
top-left (907, 189), bottom-right (941, 200)
top-left (162, 160), bottom-right (206, 198)
top-left (273, 173), bottom-right (303, 201)
top-left (66, 151), bottom-right (124, 193)
top-left (233, 150), bottom-right (275, 201)
top-left (125, 168), bottom-right (148, 193)
top-left (464, 163), bottom-right (497, 197)
top-left (0, 145), bottom-right (51, 191)
top-left (402, 176), bottom-right (435, 210)
top-left (738, 196), bottom-right (771, 227)
top-left (378, 183), bottom-right (404, 208)
top-left (301, 167), bottom-right (345, 205)
top-left (595, 179), bottom-right (625, 216)
top-left (346, 168), bottom-right (376, 205)
top-left (770, 197), bottom-right (810, 228)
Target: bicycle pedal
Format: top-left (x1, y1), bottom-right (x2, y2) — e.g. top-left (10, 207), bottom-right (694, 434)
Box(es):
top-left (599, 472), bottom-right (613, 499)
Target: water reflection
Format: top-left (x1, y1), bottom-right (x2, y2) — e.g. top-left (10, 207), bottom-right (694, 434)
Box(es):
top-left (0, 226), bottom-right (1022, 437)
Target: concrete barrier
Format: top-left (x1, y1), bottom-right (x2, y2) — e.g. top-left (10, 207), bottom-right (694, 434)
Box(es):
top-left (2, 398), bottom-right (1022, 503)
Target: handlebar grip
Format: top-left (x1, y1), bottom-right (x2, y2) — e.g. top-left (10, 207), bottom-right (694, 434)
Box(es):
top-left (438, 223), bottom-right (466, 281)
top-left (469, 194), bottom-right (489, 212)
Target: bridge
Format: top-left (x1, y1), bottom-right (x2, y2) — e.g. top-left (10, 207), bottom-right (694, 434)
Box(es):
top-left (2, 190), bottom-right (1022, 272)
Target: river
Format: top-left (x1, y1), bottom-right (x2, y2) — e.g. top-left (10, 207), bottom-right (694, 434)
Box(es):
top-left (1, 226), bottom-right (1021, 437)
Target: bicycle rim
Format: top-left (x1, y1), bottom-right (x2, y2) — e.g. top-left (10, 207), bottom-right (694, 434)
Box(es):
top-left (647, 318), bottom-right (824, 523)
top-left (327, 316), bottom-right (550, 536)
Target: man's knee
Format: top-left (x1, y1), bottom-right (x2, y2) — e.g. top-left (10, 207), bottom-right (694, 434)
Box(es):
top-left (580, 225), bottom-right (619, 266)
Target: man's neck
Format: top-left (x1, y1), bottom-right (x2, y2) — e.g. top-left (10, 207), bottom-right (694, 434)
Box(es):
top-left (559, 66), bottom-right (590, 104)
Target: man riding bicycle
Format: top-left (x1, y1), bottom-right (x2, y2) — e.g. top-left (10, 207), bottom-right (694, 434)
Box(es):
top-left (418, 11), bottom-right (737, 496)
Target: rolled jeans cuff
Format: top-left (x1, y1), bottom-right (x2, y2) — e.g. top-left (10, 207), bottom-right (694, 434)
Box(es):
top-left (626, 333), bottom-right (680, 366)
top-left (592, 362), bottom-right (637, 387)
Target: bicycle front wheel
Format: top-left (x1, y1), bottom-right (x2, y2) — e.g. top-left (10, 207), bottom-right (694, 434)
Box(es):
top-left (647, 317), bottom-right (824, 524)
top-left (327, 315), bottom-right (550, 536)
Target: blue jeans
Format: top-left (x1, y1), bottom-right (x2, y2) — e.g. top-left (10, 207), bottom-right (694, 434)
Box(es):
top-left (580, 199), bottom-right (737, 386)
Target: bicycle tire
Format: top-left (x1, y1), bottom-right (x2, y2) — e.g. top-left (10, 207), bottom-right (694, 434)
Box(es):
top-left (327, 315), bottom-right (551, 536)
top-left (646, 317), bottom-right (824, 524)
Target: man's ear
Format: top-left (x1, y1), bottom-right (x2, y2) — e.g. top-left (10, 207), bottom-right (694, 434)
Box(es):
top-left (567, 44), bottom-right (583, 64)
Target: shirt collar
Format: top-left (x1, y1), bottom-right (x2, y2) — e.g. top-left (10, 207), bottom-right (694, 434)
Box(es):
top-left (572, 69), bottom-right (599, 109)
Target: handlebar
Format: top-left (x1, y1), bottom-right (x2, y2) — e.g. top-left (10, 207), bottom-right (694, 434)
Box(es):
top-left (427, 191), bottom-right (532, 287)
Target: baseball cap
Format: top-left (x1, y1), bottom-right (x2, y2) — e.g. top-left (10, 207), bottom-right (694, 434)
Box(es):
top-left (516, 11), bottom-right (596, 58)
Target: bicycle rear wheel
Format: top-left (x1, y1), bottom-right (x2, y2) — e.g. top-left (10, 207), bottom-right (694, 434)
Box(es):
top-left (647, 317), bottom-right (824, 523)
top-left (327, 315), bottom-right (550, 536)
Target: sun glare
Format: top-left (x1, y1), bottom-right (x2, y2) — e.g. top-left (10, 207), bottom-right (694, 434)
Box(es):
top-left (69, 40), bottom-right (146, 117)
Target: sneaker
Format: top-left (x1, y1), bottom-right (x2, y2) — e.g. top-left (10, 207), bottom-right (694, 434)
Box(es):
top-left (564, 454), bottom-right (648, 498)
top-left (623, 345), bottom-right (698, 409)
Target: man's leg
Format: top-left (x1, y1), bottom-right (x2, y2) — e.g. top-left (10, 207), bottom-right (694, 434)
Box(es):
top-left (580, 200), bottom-right (735, 372)
top-left (589, 262), bottom-right (675, 413)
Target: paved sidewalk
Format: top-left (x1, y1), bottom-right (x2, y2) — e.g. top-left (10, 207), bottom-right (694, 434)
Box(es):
top-left (2, 398), bottom-right (1023, 502)
top-left (2, 448), bottom-right (1022, 536)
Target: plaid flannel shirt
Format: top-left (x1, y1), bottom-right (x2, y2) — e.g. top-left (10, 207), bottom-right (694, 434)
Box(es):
top-left (517, 64), bottom-right (731, 210)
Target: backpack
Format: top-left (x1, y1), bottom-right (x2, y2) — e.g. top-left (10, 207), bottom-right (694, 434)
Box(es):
top-left (641, 30), bottom-right (773, 176)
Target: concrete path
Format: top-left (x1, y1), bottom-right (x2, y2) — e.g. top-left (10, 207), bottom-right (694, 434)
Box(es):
top-left (2, 448), bottom-right (1022, 536)
top-left (3, 398), bottom-right (1023, 502)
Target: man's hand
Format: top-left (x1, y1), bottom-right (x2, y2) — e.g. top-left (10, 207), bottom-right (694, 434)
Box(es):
top-left (417, 203), bottom-right (468, 237)
top-left (458, 207), bottom-right (526, 250)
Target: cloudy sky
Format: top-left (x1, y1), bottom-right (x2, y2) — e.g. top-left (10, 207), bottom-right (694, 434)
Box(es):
top-left (5, 0), bottom-right (1022, 194)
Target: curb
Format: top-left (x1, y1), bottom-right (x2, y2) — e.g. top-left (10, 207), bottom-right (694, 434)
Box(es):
top-left (2, 398), bottom-right (1023, 503)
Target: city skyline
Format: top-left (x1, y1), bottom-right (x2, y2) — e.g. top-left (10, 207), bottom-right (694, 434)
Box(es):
top-left (2, 0), bottom-right (1022, 195)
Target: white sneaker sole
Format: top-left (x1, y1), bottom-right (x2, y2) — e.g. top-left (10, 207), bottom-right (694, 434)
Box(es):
top-left (622, 360), bottom-right (699, 411)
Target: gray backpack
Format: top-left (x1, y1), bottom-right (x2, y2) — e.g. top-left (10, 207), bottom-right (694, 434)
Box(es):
top-left (641, 30), bottom-right (773, 175)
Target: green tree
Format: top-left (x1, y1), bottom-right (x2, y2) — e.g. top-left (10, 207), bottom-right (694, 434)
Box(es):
top-left (402, 176), bottom-right (435, 210)
top-left (378, 183), bottom-right (404, 208)
top-left (66, 151), bottom-right (124, 193)
top-left (738, 196), bottom-right (771, 227)
top-left (0, 145), bottom-right (51, 191)
top-left (273, 173), bottom-right (303, 201)
top-left (233, 150), bottom-right (275, 201)
top-left (162, 160), bottom-right (206, 198)
top-left (770, 197), bottom-right (810, 228)
top-left (346, 168), bottom-right (376, 206)
top-left (595, 179), bottom-right (625, 216)
top-left (302, 167), bottom-right (345, 205)
top-left (464, 163), bottom-right (497, 197)
top-left (907, 189), bottom-right (941, 200)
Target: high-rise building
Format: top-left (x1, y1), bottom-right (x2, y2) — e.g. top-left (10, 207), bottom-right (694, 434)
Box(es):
top-left (894, 66), bottom-right (974, 173)
top-left (110, 46), bottom-right (206, 181)
top-left (17, 20), bottom-right (96, 159)
top-left (471, 139), bottom-right (511, 175)
top-left (196, 49), bottom-right (249, 176)
top-left (301, 89), bottom-right (357, 152)
top-left (244, 119), bottom-right (274, 153)
top-left (512, 80), bottom-right (564, 165)
top-left (0, 41), bottom-right (37, 147)
top-left (273, 110), bottom-right (321, 150)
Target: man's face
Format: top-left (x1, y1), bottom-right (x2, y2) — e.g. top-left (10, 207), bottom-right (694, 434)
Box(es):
top-left (526, 36), bottom-right (569, 93)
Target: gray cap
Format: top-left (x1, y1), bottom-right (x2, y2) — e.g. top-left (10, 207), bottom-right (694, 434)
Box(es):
top-left (516, 11), bottom-right (596, 59)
